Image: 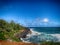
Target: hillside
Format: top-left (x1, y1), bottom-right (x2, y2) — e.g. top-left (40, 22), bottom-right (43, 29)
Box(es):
top-left (0, 19), bottom-right (29, 42)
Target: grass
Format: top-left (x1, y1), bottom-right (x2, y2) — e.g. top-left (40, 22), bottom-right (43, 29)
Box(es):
top-left (40, 41), bottom-right (60, 45)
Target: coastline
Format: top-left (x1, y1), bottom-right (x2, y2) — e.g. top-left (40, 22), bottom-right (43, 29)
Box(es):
top-left (21, 28), bottom-right (60, 43)
top-left (20, 28), bottom-right (41, 43)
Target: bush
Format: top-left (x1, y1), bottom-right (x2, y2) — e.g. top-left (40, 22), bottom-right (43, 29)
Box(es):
top-left (0, 19), bottom-right (27, 42)
top-left (41, 41), bottom-right (60, 45)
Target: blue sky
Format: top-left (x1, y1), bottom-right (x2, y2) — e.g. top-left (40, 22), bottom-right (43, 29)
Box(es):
top-left (0, 0), bottom-right (60, 27)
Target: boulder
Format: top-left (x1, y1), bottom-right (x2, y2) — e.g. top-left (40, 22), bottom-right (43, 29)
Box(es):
top-left (16, 28), bottom-right (31, 38)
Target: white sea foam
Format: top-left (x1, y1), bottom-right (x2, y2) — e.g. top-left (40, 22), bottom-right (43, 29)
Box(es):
top-left (30, 28), bottom-right (60, 41)
top-left (50, 34), bottom-right (60, 41)
top-left (29, 28), bottom-right (41, 35)
top-left (26, 28), bottom-right (42, 38)
top-left (20, 28), bottom-right (41, 43)
top-left (21, 28), bottom-right (60, 43)
top-left (20, 38), bottom-right (31, 43)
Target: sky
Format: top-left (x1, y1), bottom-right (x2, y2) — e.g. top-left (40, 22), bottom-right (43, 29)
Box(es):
top-left (0, 0), bottom-right (60, 27)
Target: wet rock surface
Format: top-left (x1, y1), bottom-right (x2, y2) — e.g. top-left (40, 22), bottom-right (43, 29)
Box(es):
top-left (16, 28), bottom-right (31, 38)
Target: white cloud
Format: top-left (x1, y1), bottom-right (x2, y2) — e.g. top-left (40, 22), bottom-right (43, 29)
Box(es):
top-left (23, 18), bottom-right (60, 27)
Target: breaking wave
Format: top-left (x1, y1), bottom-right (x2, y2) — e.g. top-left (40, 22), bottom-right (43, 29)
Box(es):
top-left (21, 28), bottom-right (60, 43)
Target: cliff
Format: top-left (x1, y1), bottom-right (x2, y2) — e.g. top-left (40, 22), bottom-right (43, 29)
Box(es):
top-left (15, 28), bottom-right (31, 38)
top-left (0, 19), bottom-right (30, 42)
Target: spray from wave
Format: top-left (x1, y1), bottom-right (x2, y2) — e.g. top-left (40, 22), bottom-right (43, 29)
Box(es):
top-left (21, 28), bottom-right (60, 43)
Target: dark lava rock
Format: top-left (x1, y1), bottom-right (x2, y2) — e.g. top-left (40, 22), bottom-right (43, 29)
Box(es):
top-left (16, 28), bottom-right (31, 38)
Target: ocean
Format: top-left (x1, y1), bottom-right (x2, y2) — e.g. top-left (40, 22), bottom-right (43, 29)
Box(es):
top-left (21, 27), bottom-right (60, 43)
top-left (30, 27), bottom-right (60, 34)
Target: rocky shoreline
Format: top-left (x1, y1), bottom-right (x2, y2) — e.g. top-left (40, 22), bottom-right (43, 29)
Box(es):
top-left (15, 28), bottom-right (31, 38)
top-left (18, 28), bottom-right (60, 43)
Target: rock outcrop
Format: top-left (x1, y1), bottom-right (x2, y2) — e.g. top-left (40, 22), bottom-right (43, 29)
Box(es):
top-left (16, 28), bottom-right (31, 38)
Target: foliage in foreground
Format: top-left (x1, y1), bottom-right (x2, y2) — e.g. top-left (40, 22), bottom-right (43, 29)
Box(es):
top-left (40, 41), bottom-right (60, 45)
top-left (0, 19), bottom-right (27, 42)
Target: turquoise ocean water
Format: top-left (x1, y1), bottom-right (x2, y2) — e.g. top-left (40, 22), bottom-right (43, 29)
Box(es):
top-left (30, 27), bottom-right (60, 34)
top-left (21, 27), bottom-right (60, 43)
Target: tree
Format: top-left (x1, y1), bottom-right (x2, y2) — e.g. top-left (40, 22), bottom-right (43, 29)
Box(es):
top-left (0, 19), bottom-right (28, 41)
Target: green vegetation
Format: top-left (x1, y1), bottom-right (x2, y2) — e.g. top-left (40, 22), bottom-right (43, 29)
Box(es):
top-left (40, 41), bottom-right (60, 45)
top-left (0, 19), bottom-right (27, 42)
